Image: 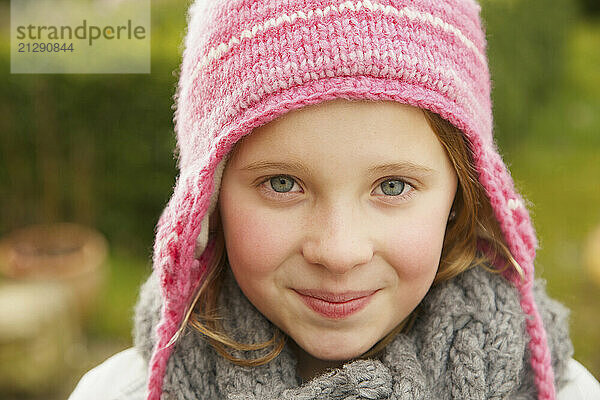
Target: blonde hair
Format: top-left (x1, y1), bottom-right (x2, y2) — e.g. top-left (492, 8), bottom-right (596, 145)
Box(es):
top-left (184, 109), bottom-right (523, 366)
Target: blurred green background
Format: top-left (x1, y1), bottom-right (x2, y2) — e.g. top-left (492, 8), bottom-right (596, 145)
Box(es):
top-left (0, 0), bottom-right (598, 398)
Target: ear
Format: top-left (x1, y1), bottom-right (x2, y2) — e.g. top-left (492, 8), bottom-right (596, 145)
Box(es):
top-left (448, 191), bottom-right (459, 222)
top-left (448, 209), bottom-right (457, 221)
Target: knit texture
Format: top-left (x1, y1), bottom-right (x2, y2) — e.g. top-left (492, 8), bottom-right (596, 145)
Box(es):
top-left (133, 264), bottom-right (573, 399)
top-left (145, 0), bottom-right (562, 398)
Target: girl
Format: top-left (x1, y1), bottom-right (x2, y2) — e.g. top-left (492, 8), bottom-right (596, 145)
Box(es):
top-left (70, 0), bottom-right (600, 399)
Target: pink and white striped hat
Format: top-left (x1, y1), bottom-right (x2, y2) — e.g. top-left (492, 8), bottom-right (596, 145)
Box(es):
top-left (147, 0), bottom-right (556, 398)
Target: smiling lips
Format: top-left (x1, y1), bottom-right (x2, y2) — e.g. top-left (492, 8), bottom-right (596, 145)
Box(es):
top-left (294, 289), bottom-right (378, 319)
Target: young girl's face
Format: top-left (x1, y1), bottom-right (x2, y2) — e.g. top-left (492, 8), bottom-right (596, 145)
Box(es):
top-left (219, 99), bottom-right (458, 362)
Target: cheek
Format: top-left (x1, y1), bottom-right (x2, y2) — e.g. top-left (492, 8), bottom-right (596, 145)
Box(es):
top-left (220, 200), bottom-right (296, 276)
top-left (385, 207), bottom-right (449, 281)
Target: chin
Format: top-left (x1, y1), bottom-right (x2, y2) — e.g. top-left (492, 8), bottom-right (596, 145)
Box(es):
top-left (311, 350), bottom-right (365, 362)
top-left (296, 332), bottom-right (378, 361)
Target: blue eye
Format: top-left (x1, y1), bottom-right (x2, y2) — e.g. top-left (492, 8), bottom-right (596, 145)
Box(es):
top-left (269, 176), bottom-right (295, 193)
top-left (379, 179), bottom-right (406, 196)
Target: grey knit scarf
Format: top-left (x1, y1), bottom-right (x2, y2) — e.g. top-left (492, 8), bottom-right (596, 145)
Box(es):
top-left (133, 264), bottom-right (573, 399)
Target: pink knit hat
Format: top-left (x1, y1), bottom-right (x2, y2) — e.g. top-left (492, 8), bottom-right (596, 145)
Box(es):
top-left (148, 0), bottom-right (556, 398)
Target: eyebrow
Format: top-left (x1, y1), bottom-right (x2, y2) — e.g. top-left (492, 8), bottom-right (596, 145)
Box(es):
top-left (239, 160), bottom-right (313, 176)
top-left (367, 162), bottom-right (436, 176)
top-left (239, 160), bottom-right (436, 176)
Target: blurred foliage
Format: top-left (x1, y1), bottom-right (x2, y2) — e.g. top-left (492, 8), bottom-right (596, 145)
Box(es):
top-left (507, 20), bottom-right (600, 376)
top-left (0, 0), bottom-right (188, 256)
top-left (86, 252), bottom-right (151, 339)
top-left (480, 0), bottom-right (578, 150)
top-left (579, 0), bottom-right (600, 16)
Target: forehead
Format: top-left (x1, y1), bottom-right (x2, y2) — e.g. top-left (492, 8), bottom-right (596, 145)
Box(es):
top-left (230, 99), bottom-right (447, 168)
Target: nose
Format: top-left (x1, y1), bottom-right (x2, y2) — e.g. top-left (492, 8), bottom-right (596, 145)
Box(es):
top-left (301, 201), bottom-right (374, 275)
